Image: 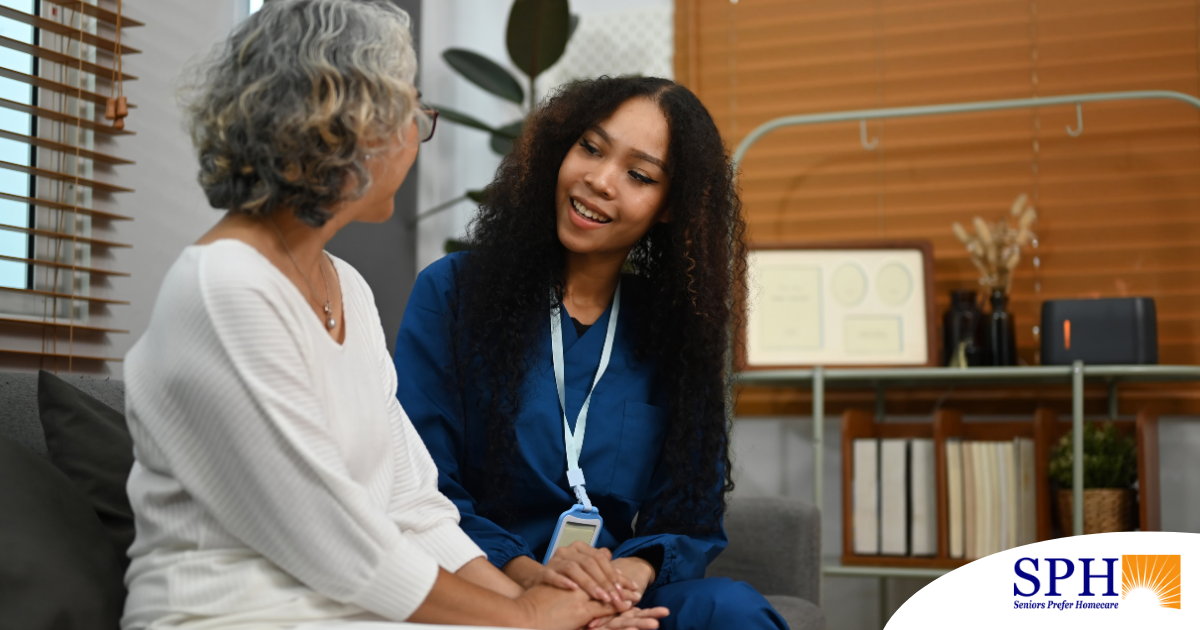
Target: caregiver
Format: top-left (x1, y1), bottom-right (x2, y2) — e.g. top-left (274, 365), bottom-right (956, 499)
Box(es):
top-left (396, 76), bottom-right (788, 630)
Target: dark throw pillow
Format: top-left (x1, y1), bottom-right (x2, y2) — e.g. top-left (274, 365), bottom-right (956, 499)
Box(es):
top-left (0, 432), bottom-right (126, 630)
top-left (37, 370), bottom-right (136, 569)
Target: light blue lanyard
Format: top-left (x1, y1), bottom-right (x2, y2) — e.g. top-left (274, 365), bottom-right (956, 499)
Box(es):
top-left (550, 281), bottom-right (620, 513)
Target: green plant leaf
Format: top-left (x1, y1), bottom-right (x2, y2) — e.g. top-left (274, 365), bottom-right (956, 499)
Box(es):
top-left (490, 120), bottom-right (525, 156)
top-left (506, 0), bottom-right (570, 81)
top-left (428, 104), bottom-right (500, 135)
top-left (443, 49), bottom-right (524, 104)
top-left (1048, 422), bottom-right (1137, 489)
top-left (444, 238), bottom-right (472, 254)
top-left (490, 136), bottom-right (513, 156)
top-left (466, 187), bottom-right (491, 204)
top-left (492, 119), bottom-right (523, 140)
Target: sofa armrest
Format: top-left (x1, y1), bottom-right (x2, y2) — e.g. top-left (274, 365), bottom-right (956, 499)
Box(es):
top-left (705, 496), bottom-right (821, 604)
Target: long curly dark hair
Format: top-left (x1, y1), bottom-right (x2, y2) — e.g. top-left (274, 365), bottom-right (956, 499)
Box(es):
top-left (455, 76), bottom-right (746, 537)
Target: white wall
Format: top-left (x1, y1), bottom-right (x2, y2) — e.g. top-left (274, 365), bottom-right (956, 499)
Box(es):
top-left (415, 0), bottom-right (523, 271)
top-left (99, 1), bottom-right (241, 377)
top-left (415, 0), bottom-right (674, 271)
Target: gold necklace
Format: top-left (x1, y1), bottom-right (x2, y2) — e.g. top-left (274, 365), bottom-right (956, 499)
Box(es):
top-left (268, 219), bottom-right (336, 330)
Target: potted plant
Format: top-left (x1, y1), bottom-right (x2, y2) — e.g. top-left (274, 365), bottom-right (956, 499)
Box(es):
top-left (418, 0), bottom-right (580, 254)
top-left (1048, 422), bottom-right (1137, 535)
top-left (950, 194), bottom-right (1038, 366)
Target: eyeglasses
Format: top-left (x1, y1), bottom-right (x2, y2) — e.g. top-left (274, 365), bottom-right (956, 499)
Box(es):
top-left (415, 91), bottom-right (438, 143)
top-left (416, 107), bottom-right (438, 143)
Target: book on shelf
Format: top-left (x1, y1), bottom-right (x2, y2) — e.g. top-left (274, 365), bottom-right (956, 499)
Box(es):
top-left (849, 436), bottom-right (936, 558)
top-left (880, 439), bottom-right (910, 555)
top-left (853, 438), bottom-right (880, 555)
top-left (945, 439), bottom-right (965, 559)
top-left (993, 439), bottom-right (1003, 552)
top-left (910, 439), bottom-right (937, 556)
top-left (975, 442), bottom-right (993, 559)
top-left (951, 438), bottom-right (1036, 559)
top-left (1004, 441), bottom-right (1019, 550)
top-left (1018, 438), bottom-right (1036, 546)
top-left (962, 439), bottom-right (976, 560)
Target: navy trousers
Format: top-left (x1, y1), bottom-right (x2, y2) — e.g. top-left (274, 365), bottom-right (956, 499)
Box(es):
top-left (638, 577), bottom-right (789, 630)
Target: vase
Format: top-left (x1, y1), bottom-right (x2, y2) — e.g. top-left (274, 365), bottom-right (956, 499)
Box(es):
top-left (943, 290), bottom-right (986, 367)
top-left (987, 289), bottom-right (1018, 366)
top-left (1056, 488), bottom-right (1135, 535)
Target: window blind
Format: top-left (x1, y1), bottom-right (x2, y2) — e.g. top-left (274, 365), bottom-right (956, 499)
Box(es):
top-left (0, 0), bottom-right (136, 371)
top-left (677, 0), bottom-right (1200, 414)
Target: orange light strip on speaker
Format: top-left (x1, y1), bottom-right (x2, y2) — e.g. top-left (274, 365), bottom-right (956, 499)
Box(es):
top-left (1064, 319), bottom-right (1072, 350)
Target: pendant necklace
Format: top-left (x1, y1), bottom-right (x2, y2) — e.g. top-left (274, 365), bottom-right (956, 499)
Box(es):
top-left (268, 219), bottom-right (336, 330)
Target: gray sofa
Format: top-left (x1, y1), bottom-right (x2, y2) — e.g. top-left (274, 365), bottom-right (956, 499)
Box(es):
top-left (706, 497), bottom-right (824, 629)
top-left (1, 371), bottom-right (127, 458)
top-left (0, 371), bottom-right (824, 629)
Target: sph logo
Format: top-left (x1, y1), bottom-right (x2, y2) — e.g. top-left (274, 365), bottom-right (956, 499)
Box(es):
top-left (1014, 558), bottom-right (1119, 597)
top-left (1013, 555), bottom-right (1180, 610)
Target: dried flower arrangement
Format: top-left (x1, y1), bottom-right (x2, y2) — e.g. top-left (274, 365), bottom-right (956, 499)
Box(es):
top-left (952, 194), bottom-right (1038, 293)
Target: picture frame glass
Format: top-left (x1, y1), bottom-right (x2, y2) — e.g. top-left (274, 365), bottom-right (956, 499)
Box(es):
top-left (744, 244), bottom-right (934, 367)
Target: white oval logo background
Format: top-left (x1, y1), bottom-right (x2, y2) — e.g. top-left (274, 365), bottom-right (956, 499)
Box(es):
top-left (886, 531), bottom-right (1198, 630)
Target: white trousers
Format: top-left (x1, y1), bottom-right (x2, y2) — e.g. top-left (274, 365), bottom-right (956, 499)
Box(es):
top-left (294, 623), bottom-right (529, 630)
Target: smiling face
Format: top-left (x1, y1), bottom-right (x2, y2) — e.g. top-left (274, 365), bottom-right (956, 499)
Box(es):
top-left (556, 97), bottom-right (671, 258)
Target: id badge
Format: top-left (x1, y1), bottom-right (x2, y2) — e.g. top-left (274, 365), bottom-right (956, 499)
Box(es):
top-left (543, 504), bottom-right (603, 564)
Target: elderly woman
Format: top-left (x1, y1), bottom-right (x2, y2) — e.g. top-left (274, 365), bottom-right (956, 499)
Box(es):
top-left (120, 1), bottom-right (648, 628)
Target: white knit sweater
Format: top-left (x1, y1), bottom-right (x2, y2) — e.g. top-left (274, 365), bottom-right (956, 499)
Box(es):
top-left (122, 240), bottom-right (484, 629)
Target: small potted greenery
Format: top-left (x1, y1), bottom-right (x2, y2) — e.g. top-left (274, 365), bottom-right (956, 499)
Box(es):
top-left (1048, 422), bottom-right (1138, 535)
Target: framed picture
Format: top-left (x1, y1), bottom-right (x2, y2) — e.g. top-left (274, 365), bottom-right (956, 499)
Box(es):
top-left (741, 240), bottom-right (937, 368)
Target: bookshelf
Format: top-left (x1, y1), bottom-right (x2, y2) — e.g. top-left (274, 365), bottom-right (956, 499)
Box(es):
top-left (735, 363), bottom-right (1200, 590)
top-left (839, 406), bottom-right (1160, 571)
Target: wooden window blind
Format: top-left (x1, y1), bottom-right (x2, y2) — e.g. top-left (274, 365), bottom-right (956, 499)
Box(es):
top-left (0, 0), bottom-right (137, 372)
top-left (676, 0), bottom-right (1200, 414)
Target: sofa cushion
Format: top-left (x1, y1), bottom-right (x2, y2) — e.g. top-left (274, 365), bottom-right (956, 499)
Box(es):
top-left (0, 371), bottom-right (47, 456)
top-left (706, 496), bottom-right (821, 603)
top-left (38, 370), bottom-right (136, 569)
top-left (0, 432), bottom-right (126, 630)
top-left (765, 594), bottom-right (826, 630)
top-left (55, 372), bottom-right (126, 415)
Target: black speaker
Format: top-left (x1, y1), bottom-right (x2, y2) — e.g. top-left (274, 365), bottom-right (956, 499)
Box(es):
top-left (1039, 297), bottom-right (1157, 365)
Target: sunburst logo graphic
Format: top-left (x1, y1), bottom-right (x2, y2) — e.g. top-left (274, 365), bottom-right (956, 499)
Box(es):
top-left (1121, 555), bottom-right (1181, 609)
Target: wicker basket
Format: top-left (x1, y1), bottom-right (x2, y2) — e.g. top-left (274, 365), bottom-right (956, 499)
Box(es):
top-left (1056, 488), bottom-right (1134, 535)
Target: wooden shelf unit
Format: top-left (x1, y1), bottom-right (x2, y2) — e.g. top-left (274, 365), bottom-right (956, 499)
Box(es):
top-left (840, 406), bottom-right (1161, 571)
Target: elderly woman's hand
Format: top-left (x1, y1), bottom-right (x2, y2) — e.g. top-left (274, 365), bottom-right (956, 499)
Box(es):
top-left (512, 584), bottom-right (619, 630)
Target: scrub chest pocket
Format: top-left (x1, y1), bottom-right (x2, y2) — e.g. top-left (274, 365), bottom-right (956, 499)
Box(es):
top-left (609, 401), bottom-right (669, 501)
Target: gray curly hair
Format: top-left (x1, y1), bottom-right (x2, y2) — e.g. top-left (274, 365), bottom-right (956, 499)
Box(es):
top-left (184, 0), bottom-right (420, 226)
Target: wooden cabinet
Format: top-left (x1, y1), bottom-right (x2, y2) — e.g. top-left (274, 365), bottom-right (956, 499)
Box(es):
top-left (839, 406), bottom-right (1161, 570)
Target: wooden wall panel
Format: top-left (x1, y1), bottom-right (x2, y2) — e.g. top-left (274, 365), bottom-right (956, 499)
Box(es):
top-left (677, 0), bottom-right (1200, 412)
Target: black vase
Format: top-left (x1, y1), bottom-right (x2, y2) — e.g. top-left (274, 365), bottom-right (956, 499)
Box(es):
top-left (987, 289), bottom-right (1018, 366)
top-left (943, 289), bottom-right (986, 366)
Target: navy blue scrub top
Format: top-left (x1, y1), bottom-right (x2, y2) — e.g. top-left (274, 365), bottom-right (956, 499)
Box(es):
top-left (395, 252), bottom-right (727, 589)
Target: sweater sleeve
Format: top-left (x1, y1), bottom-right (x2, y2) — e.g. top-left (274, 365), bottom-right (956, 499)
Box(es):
top-left (340, 260), bottom-right (486, 573)
top-left (128, 250), bottom-right (440, 621)
top-left (394, 256), bottom-right (538, 569)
